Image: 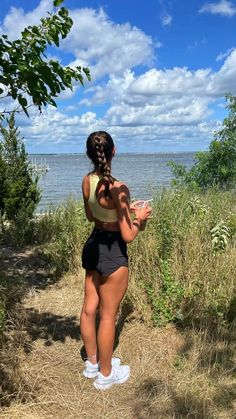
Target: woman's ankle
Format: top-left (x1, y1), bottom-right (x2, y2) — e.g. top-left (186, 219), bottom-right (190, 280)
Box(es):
top-left (87, 353), bottom-right (97, 365)
top-left (100, 364), bottom-right (112, 377)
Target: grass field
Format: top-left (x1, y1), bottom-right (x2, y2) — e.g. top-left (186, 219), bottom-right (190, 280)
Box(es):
top-left (0, 187), bottom-right (236, 418)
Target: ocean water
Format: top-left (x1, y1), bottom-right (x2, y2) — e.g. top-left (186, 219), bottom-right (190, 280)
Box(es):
top-left (30, 153), bottom-right (196, 212)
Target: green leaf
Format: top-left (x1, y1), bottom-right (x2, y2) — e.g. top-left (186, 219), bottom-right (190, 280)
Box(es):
top-left (51, 33), bottom-right (59, 47)
top-left (58, 7), bottom-right (69, 18)
top-left (0, 2), bottom-right (90, 113)
top-left (18, 95), bottom-right (28, 108)
top-left (48, 98), bottom-right (57, 107)
top-left (54, 0), bottom-right (64, 6)
top-left (22, 106), bottom-right (29, 117)
top-left (11, 89), bottom-right (17, 100)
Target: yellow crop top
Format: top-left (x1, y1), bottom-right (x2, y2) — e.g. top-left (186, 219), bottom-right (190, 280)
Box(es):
top-left (88, 174), bottom-right (118, 223)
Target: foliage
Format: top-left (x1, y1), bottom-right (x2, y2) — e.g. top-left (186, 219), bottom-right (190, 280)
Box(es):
top-left (0, 143), bottom-right (6, 227)
top-left (168, 94), bottom-right (236, 189)
top-left (210, 221), bottom-right (232, 254)
top-left (184, 196), bottom-right (208, 219)
top-left (28, 199), bottom-right (91, 274)
top-left (127, 187), bottom-right (236, 327)
top-left (0, 113), bottom-right (40, 239)
top-left (3, 186), bottom-right (235, 328)
top-left (0, 0), bottom-right (90, 117)
top-left (142, 259), bottom-right (184, 326)
top-left (4, 188), bottom-right (236, 328)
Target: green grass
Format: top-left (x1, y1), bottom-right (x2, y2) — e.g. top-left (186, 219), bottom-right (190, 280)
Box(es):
top-left (1, 187), bottom-right (236, 331)
top-left (9, 186), bottom-right (233, 331)
top-left (128, 187), bottom-right (236, 328)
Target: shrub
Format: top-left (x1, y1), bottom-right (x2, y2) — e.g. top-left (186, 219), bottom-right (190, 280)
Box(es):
top-left (168, 94), bottom-right (236, 189)
top-left (0, 114), bottom-right (40, 243)
top-left (128, 187), bottom-right (236, 328)
top-left (30, 199), bottom-right (91, 275)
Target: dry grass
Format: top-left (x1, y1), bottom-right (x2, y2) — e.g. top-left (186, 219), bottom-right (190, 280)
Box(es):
top-left (1, 262), bottom-right (235, 418)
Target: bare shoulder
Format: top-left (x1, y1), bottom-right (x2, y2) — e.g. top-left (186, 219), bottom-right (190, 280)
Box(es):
top-left (111, 180), bottom-right (130, 201)
top-left (82, 174), bottom-right (90, 188)
top-left (82, 174), bottom-right (90, 183)
top-left (82, 174), bottom-right (90, 199)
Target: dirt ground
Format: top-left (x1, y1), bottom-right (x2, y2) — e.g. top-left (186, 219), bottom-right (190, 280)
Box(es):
top-left (0, 246), bottom-right (235, 418)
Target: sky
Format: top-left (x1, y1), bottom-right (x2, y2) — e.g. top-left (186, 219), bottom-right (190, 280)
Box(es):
top-left (0, 0), bottom-right (236, 153)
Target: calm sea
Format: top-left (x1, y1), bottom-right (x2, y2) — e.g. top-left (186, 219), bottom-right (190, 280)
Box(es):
top-left (30, 153), bottom-right (196, 212)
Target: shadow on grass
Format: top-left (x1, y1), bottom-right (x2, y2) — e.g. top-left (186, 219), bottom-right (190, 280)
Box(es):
top-left (0, 245), bottom-right (58, 291)
top-left (178, 322), bottom-right (236, 377)
top-left (132, 320), bottom-right (236, 419)
top-left (177, 325), bottom-right (236, 415)
top-left (0, 244), bottom-right (76, 406)
top-left (132, 377), bottom-right (212, 419)
top-left (24, 308), bottom-right (81, 351)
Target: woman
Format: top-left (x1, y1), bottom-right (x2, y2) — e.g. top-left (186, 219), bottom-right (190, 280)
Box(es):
top-left (80, 131), bottom-right (152, 390)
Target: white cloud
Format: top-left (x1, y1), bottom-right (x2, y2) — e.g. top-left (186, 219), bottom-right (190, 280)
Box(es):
top-left (20, 106), bottom-right (105, 146)
top-left (106, 99), bottom-right (211, 127)
top-left (0, 2), bottom-right (155, 83)
top-left (11, 47), bottom-right (236, 151)
top-left (79, 70), bottom-right (136, 106)
top-left (1, 1), bottom-right (234, 152)
top-left (208, 49), bottom-right (236, 94)
top-left (88, 48), bottom-right (236, 107)
top-left (161, 14), bottom-right (172, 26)
top-left (216, 47), bottom-right (235, 61)
top-left (199, 0), bottom-right (236, 17)
top-left (18, 104), bottom-right (219, 152)
top-left (63, 8), bottom-right (154, 80)
top-left (127, 68), bottom-right (212, 98)
top-left (0, 0), bottom-right (52, 39)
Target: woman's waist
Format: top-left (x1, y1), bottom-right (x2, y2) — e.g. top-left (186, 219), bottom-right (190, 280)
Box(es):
top-left (93, 220), bottom-right (120, 232)
top-left (89, 227), bottom-right (125, 244)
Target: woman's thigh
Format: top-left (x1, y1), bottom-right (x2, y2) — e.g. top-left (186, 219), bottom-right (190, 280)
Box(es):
top-left (99, 267), bottom-right (129, 318)
top-left (82, 270), bottom-right (100, 315)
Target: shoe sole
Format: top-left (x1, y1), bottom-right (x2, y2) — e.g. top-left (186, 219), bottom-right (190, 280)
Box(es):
top-left (93, 370), bottom-right (130, 390)
top-left (83, 370), bottom-right (98, 378)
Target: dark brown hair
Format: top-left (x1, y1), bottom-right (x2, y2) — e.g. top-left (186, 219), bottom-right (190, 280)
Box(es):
top-left (86, 131), bottom-right (115, 198)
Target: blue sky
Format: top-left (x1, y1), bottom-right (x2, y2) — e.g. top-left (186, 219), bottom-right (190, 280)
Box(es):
top-left (1, 0), bottom-right (236, 153)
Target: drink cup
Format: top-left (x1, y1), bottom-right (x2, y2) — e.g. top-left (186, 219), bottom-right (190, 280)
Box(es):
top-left (134, 199), bottom-right (153, 209)
top-left (133, 199), bottom-right (153, 231)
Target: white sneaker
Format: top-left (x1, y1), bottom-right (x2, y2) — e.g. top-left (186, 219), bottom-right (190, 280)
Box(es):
top-left (93, 365), bottom-right (130, 390)
top-left (83, 357), bottom-right (121, 378)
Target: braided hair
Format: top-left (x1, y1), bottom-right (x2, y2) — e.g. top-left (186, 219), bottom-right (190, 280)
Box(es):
top-left (86, 131), bottom-right (115, 198)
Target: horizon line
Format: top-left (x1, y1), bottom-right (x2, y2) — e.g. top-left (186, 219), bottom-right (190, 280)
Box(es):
top-left (28, 150), bottom-right (200, 155)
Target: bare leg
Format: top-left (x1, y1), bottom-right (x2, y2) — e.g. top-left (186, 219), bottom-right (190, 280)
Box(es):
top-left (80, 270), bottom-right (100, 364)
top-left (97, 266), bottom-right (129, 376)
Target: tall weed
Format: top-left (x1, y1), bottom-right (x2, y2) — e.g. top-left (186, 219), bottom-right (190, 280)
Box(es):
top-left (128, 188), bottom-right (236, 328)
top-left (11, 188), bottom-right (236, 329)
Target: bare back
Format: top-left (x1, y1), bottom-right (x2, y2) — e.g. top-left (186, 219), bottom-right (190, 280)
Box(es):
top-left (82, 172), bottom-right (124, 231)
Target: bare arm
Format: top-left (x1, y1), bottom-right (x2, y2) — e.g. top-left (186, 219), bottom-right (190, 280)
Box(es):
top-left (82, 176), bottom-right (95, 222)
top-left (111, 183), bottom-right (152, 243)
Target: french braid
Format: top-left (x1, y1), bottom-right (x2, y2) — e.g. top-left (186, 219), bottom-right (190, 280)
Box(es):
top-left (86, 131), bottom-right (115, 198)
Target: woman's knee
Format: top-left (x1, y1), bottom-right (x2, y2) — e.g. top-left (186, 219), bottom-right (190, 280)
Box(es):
top-left (99, 306), bottom-right (119, 322)
top-left (82, 302), bottom-right (98, 317)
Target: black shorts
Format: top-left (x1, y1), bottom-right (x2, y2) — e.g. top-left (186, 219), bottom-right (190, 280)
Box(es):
top-left (82, 228), bottom-right (128, 277)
